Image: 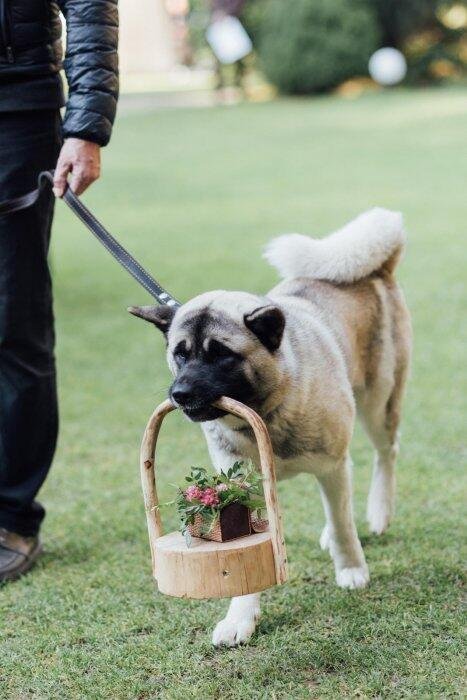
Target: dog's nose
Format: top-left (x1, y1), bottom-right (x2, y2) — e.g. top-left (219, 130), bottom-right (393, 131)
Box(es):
top-left (171, 385), bottom-right (195, 406)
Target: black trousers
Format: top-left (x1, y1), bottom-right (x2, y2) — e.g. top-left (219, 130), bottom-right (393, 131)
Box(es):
top-left (0, 110), bottom-right (62, 537)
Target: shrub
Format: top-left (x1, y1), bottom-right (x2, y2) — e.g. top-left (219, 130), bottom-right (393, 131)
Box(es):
top-left (241, 0), bottom-right (271, 44)
top-left (372, 0), bottom-right (439, 46)
top-left (257, 0), bottom-right (381, 94)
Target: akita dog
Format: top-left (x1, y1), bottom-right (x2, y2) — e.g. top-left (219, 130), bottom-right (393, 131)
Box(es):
top-left (131, 208), bottom-right (412, 646)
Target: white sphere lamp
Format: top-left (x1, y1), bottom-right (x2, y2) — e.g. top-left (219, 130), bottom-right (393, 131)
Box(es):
top-left (369, 47), bottom-right (407, 86)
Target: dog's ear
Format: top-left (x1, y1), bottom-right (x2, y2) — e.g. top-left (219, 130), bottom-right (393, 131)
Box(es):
top-left (244, 305), bottom-right (285, 351)
top-left (128, 305), bottom-right (176, 334)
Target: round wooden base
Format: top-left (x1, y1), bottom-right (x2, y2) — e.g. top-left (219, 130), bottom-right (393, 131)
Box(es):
top-left (154, 531), bottom-right (277, 599)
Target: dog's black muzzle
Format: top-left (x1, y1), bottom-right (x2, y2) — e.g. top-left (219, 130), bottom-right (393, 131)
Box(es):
top-left (169, 375), bottom-right (226, 423)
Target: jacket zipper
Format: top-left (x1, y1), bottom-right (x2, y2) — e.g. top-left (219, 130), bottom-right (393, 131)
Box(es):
top-left (0, 0), bottom-right (14, 63)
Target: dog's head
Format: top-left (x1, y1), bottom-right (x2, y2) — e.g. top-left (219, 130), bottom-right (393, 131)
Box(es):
top-left (129, 291), bottom-right (286, 422)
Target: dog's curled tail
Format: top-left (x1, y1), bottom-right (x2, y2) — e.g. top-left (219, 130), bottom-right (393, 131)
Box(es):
top-left (264, 208), bottom-right (406, 284)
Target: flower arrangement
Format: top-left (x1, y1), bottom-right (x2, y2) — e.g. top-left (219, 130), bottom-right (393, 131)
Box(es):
top-left (171, 461), bottom-right (266, 546)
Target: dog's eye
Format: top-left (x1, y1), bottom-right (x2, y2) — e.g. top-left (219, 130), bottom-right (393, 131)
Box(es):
top-left (173, 342), bottom-right (190, 364)
top-left (205, 340), bottom-right (240, 364)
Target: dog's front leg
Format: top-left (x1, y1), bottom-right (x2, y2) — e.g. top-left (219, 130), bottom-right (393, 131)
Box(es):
top-left (202, 428), bottom-right (261, 646)
top-left (317, 454), bottom-right (369, 589)
top-left (212, 593), bottom-right (261, 647)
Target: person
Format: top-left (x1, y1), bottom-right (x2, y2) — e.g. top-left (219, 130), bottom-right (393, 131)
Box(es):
top-left (210, 0), bottom-right (248, 94)
top-left (0, 0), bottom-right (119, 581)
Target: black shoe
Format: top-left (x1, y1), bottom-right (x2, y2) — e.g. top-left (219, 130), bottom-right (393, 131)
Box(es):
top-left (0, 528), bottom-right (42, 582)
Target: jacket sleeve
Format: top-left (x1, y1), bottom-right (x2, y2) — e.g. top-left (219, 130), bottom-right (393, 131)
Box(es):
top-left (59, 0), bottom-right (119, 147)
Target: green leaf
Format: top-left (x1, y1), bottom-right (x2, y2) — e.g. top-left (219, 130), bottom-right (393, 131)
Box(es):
top-left (172, 459), bottom-right (267, 536)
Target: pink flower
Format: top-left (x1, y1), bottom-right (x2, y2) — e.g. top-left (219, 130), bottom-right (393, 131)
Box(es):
top-left (216, 483), bottom-right (228, 492)
top-left (185, 485), bottom-right (203, 502)
top-left (200, 487), bottom-right (220, 507)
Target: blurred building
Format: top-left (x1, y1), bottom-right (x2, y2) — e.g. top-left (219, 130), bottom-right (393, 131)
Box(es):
top-left (118, 0), bottom-right (209, 93)
top-left (119, 0), bottom-right (177, 86)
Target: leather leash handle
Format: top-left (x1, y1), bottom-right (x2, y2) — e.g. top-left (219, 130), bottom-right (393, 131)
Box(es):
top-left (0, 170), bottom-right (181, 308)
top-left (0, 171), bottom-right (54, 215)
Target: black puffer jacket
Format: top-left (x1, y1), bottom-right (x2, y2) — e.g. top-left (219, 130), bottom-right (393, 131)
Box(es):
top-left (0, 0), bottom-right (118, 146)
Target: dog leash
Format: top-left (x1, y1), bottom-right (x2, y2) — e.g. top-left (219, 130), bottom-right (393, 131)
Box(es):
top-left (0, 170), bottom-right (181, 308)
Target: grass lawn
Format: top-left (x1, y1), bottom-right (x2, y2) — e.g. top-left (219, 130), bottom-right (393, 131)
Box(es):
top-left (1, 87), bottom-right (466, 699)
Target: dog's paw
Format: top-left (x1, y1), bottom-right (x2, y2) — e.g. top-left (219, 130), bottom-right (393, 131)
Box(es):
top-left (212, 615), bottom-right (258, 647)
top-left (319, 525), bottom-right (331, 551)
top-left (336, 565), bottom-right (369, 590)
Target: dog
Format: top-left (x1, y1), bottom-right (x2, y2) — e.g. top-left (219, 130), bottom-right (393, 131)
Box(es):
top-left (130, 207), bottom-right (412, 646)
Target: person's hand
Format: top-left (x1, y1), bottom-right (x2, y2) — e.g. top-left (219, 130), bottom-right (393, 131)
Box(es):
top-left (53, 138), bottom-right (101, 197)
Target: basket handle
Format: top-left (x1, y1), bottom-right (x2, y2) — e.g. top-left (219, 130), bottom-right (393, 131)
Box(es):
top-left (140, 397), bottom-right (288, 585)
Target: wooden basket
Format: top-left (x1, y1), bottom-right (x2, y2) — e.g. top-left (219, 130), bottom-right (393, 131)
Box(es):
top-left (140, 396), bottom-right (288, 599)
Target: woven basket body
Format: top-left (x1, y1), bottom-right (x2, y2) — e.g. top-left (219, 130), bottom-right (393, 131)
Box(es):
top-left (188, 502), bottom-right (252, 542)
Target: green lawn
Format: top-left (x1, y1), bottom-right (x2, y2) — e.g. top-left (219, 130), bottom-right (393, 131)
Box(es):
top-left (1, 87), bottom-right (466, 699)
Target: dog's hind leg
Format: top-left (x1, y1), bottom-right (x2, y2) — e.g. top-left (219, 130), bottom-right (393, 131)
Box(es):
top-left (357, 280), bottom-right (411, 535)
top-left (358, 364), bottom-right (408, 535)
top-left (317, 454), bottom-right (369, 589)
top-left (362, 406), bottom-right (400, 536)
